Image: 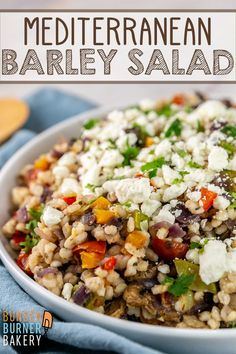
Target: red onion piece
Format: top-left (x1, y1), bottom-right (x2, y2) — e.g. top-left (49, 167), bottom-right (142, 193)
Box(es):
top-left (15, 207), bottom-right (28, 223)
top-left (72, 285), bottom-right (90, 305)
top-left (37, 267), bottom-right (57, 278)
top-left (168, 223), bottom-right (186, 238)
top-left (174, 204), bottom-right (200, 225)
top-left (149, 221), bottom-right (172, 237)
top-left (149, 221), bottom-right (185, 238)
top-left (80, 212), bottom-right (96, 226)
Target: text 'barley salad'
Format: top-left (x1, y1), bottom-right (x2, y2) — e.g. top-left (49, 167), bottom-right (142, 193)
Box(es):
top-left (3, 93), bottom-right (236, 329)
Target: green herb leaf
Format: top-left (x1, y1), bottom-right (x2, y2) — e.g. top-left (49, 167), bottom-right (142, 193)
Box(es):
top-left (20, 209), bottom-right (43, 253)
top-left (184, 106), bottom-right (193, 113)
top-left (157, 104), bottom-right (175, 118)
top-left (165, 119), bottom-right (182, 138)
top-left (197, 121), bottom-right (204, 133)
top-left (83, 119), bottom-right (98, 130)
top-left (190, 239), bottom-right (209, 254)
top-left (141, 157), bottom-right (166, 173)
top-left (20, 233), bottom-right (40, 254)
top-left (148, 169), bottom-right (157, 178)
top-left (122, 201), bottom-right (132, 208)
top-left (108, 139), bottom-right (117, 149)
top-left (176, 149), bottom-right (187, 158)
top-left (86, 184), bottom-right (96, 192)
top-left (190, 242), bottom-right (202, 250)
top-left (26, 220), bottom-right (38, 232)
top-left (28, 207), bottom-right (43, 221)
top-left (167, 274), bottom-right (195, 297)
top-left (173, 178), bottom-right (184, 185)
top-left (163, 276), bottom-right (175, 286)
top-left (122, 146), bottom-right (140, 166)
top-left (187, 161), bottom-right (202, 169)
top-left (179, 171), bottom-right (189, 177)
top-left (219, 141), bottom-right (235, 155)
top-left (20, 219), bottom-right (40, 253)
top-left (221, 125), bottom-right (236, 138)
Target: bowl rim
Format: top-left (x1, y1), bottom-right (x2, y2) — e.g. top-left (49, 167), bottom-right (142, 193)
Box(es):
top-left (0, 105), bottom-right (235, 338)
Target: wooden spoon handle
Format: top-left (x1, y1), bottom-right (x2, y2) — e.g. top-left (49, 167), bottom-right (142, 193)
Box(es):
top-left (0, 98), bottom-right (29, 144)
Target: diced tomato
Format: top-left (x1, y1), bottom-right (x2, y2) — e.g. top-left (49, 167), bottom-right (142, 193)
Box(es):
top-left (103, 256), bottom-right (116, 271)
top-left (63, 196), bottom-right (76, 205)
top-left (73, 241), bottom-right (106, 256)
top-left (152, 237), bottom-right (188, 261)
top-left (12, 231), bottom-right (26, 245)
top-left (16, 251), bottom-right (32, 275)
top-left (172, 94), bottom-right (185, 106)
top-left (200, 188), bottom-right (217, 211)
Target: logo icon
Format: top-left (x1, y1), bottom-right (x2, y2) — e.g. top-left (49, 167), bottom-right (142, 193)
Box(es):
top-left (41, 311), bottom-right (53, 338)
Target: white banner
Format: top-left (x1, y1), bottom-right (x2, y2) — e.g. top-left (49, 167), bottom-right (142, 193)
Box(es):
top-left (0, 11), bottom-right (235, 82)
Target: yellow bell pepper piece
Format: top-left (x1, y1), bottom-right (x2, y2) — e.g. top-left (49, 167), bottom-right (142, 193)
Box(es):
top-left (126, 230), bottom-right (147, 249)
top-left (34, 156), bottom-right (49, 171)
top-left (145, 137), bottom-right (154, 147)
top-left (91, 196), bottom-right (111, 210)
top-left (94, 209), bottom-right (116, 224)
top-left (80, 251), bottom-right (104, 269)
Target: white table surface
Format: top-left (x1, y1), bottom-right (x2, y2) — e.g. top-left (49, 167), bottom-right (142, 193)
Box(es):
top-left (0, 0), bottom-right (236, 105)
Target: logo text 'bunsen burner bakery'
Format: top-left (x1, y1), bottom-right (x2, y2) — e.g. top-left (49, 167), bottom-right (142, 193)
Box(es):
top-left (1, 309), bottom-right (53, 348)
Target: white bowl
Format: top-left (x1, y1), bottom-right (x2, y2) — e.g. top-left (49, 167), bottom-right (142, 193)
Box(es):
top-left (0, 107), bottom-right (235, 354)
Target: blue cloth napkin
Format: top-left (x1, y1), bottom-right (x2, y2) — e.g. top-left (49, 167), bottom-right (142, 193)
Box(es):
top-left (0, 88), bottom-right (96, 168)
top-left (0, 89), bottom-right (165, 354)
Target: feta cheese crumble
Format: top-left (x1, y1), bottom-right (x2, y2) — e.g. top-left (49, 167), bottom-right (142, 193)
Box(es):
top-left (42, 206), bottom-right (64, 226)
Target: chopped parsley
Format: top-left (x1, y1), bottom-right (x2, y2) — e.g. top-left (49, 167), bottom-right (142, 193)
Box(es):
top-left (28, 207), bottom-right (43, 220)
top-left (176, 149), bottom-right (187, 158)
top-left (187, 161), bottom-right (202, 169)
top-left (83, 119), bottom-right (98, 130)
top-left (164, 274), bottom-right (195, 297)
top-left (184, 105), bottom-right (193, 113)
top-left (165, 119), bottom-right (182, 138)
top-left (157, 104), bottom-right (175, 118)
top-left (108, 139), bottom-right (117, 149)
top-left (19, 207), bottom-right (43, 253)
top-left (148, 169), bottom-right (158, 178)
top-left (141, 157), bottom-right (166, 178)
top-left (190, 239), bottom-right (208, 254)
top-left (197, 120), bottom-right (204, 132)
top-left (86, 184), bottom-right (96, 192)
top-left (122, 201), bottom-right (132, 208)
top-left (20, 219), bottom-right (40, 253)
top-left (221, 125), bottom-right (236, 138)
top-left (172, 171), bottom-right (189, 184)
top-left (122, 146), bottom-right (140, 166)
top-left (219, 141), bottom-right (235, 155)
top-left (172, 178), bottom-right (183, 185)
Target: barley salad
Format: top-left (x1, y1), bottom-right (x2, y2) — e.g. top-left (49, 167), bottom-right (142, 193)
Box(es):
top-left (2, 93), bottom-right (236, 329)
